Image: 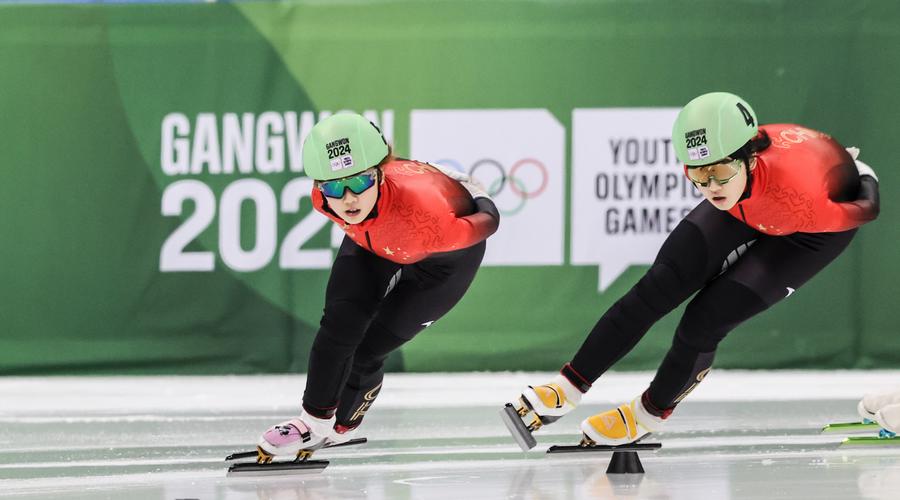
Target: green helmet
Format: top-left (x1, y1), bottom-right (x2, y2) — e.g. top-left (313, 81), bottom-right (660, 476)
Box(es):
top-left (672, 92), bottom-right (758, 166)
top-left (302, 113), bottom-right (389, 180)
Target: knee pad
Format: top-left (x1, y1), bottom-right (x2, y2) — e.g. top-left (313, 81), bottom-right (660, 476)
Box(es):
top-left (676, 279), bottom-right (767, 353)
top-left (653, 221), bottom-right (716, 285)
top-left (630, 222), bottom-right (715, 314)
top-left (316, 297), bottom-right (385, 353)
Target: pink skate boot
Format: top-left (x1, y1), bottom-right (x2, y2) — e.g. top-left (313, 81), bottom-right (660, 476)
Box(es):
top-left (256, 410), bottom-right (335, 463)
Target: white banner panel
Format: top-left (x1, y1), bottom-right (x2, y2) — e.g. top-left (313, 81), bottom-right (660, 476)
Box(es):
top-left (571, 108), bottom-right (702, 291)
top-left (411, 109), bottom-right (565, 265)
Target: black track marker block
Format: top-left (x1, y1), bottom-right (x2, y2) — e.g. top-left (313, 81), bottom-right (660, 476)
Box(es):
top-left (606, 450), bottom-right (644, 474)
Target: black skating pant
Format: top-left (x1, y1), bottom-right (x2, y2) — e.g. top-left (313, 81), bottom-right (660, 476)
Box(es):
top-left (568, 201), bottom-right (857, 414)
top-left (303, 236), bottom-right (486, 428)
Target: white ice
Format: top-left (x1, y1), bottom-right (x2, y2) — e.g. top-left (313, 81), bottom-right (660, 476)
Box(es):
top-left (2, 371), bottom-right (900, 499)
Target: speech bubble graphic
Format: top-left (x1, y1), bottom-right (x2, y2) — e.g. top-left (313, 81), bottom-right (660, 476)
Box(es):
top-left (411, 109), bottom-right (565, 265)
top-left (571, 108), bottom-right (702, 291)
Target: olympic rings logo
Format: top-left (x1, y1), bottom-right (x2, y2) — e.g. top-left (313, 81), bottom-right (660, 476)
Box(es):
top-left (435, 158), bottom-right (549, 216)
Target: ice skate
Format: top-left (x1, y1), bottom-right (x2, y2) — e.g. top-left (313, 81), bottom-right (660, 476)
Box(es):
top-left (256, 410), bottom-right (336, 463)
top-left (580, 397), bottom-right (665, 447)
top-left (547, 395), bottom-right (663, 474)
top-left (226, 418), bottom-right (367, 476)
top-left (822, 388), bottom-right (900, 434)
top-left (835, 400), bottom-right (900, 447)
top-left (501, 374), bottom-right (582, 451)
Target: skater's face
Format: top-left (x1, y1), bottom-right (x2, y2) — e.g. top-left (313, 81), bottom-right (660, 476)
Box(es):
top-left (321, 169), bottom-right (379, 224)
top-left (691, 158), bottom-right (753, 211)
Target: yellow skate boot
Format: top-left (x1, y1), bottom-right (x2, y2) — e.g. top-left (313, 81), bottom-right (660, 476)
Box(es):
top-left (580, 396), bottom-right (665, 446)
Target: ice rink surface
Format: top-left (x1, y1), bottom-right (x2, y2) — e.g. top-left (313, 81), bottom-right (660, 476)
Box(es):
top-left (2, 371), bottom-right (900, 500)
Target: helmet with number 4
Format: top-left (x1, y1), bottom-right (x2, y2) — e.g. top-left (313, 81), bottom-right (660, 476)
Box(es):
top-left (672, 92), bottom-right (758, 166)
top-left (302, 113), bottom-right (389, 181)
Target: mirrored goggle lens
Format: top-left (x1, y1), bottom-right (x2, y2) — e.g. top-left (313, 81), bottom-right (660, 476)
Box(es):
top-left (319, 172), bottom-right (376, 198)
top-left (686, 159), bottom-right (741, 185)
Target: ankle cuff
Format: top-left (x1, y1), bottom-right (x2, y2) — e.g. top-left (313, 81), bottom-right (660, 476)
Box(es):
top-left (300, 409), bottom-right (337, 436)
top-left (641, 390), bottom-right (674, 419)
top-left (552, 374), bottom-right (582, 405)
top-left (302, 402), bottom-right (337, 420)
top-left (561, 363), bottom-right (591, 393)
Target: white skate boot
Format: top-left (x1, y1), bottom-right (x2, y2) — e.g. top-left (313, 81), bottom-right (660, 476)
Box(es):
top-left (580, 396), bottom-right (666, 446)
top-left (858, 389), bottom-right (900, 422)
top-left (326, 422), bottom-right (361, 446)
top-left (875, 403), bottom-right (900, 435)
top-left (256, 410), bottom-right (336, 463)
top-left (501, 374), bottom-right (583, 451)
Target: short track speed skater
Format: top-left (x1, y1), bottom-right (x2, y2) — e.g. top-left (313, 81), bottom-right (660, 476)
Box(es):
top-left (225, 438), bottom-right (367, 476)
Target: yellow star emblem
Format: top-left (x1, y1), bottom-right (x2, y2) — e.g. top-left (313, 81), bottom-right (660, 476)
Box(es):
top-left (384, 247), bottom-right (394, 256)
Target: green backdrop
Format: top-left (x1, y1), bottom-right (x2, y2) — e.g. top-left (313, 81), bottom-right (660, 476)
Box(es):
top-left (1, 0), bottom-right (896, 375)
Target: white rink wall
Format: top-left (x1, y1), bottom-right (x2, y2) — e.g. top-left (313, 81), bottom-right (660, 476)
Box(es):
top-left (2, 370), bottom-right (899, 415)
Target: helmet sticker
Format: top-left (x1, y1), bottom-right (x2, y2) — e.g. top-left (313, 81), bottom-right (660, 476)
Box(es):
top-left (736, 102), bottom-right (755, 127)
top-left (326, 137), bottom-right (354, 171)
top-left (684, 128), bottom-right (710, 161)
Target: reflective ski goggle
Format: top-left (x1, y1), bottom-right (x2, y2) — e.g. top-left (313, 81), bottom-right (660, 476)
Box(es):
top-left (685, 158), bottom-right (743, 187)
top-left (317, 170), bottom-right (377, 199)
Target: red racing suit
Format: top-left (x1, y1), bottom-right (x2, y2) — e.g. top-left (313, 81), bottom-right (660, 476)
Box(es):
top-left (728, 124), bottom-right (879, 235)
top-left (311, 159), bottom-right (499, 263)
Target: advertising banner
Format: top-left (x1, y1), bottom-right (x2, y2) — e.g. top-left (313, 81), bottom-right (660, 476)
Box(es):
top-left (1, 1), bottom-right (897, 374)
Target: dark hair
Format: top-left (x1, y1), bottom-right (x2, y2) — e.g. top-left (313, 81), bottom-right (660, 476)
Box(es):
top-left (375, 144), bottom-right (395, 168)
top-left (370, 144), bottom-right (395, 183)
top-left (730, 129), bottom-right (771, 167)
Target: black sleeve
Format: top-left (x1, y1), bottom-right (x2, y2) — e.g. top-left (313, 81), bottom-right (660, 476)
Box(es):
top-left (856, 176), bottom-right (880, 220)
top-left (474, 197), bottom-right (501, 228)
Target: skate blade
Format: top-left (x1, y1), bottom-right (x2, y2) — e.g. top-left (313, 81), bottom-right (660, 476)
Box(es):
top-left (820, 422), bottom-right (881, 434)
top-left (840, 436), bottom-right (900, 448)
top-left (500, 403), bottom-right (537, 451)
top-left (547, 442), bottom-right (662, 454)
top-left (226, 459), bottom-right (329, 477)
top-left (225, 437), bottom-right (368, 462)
